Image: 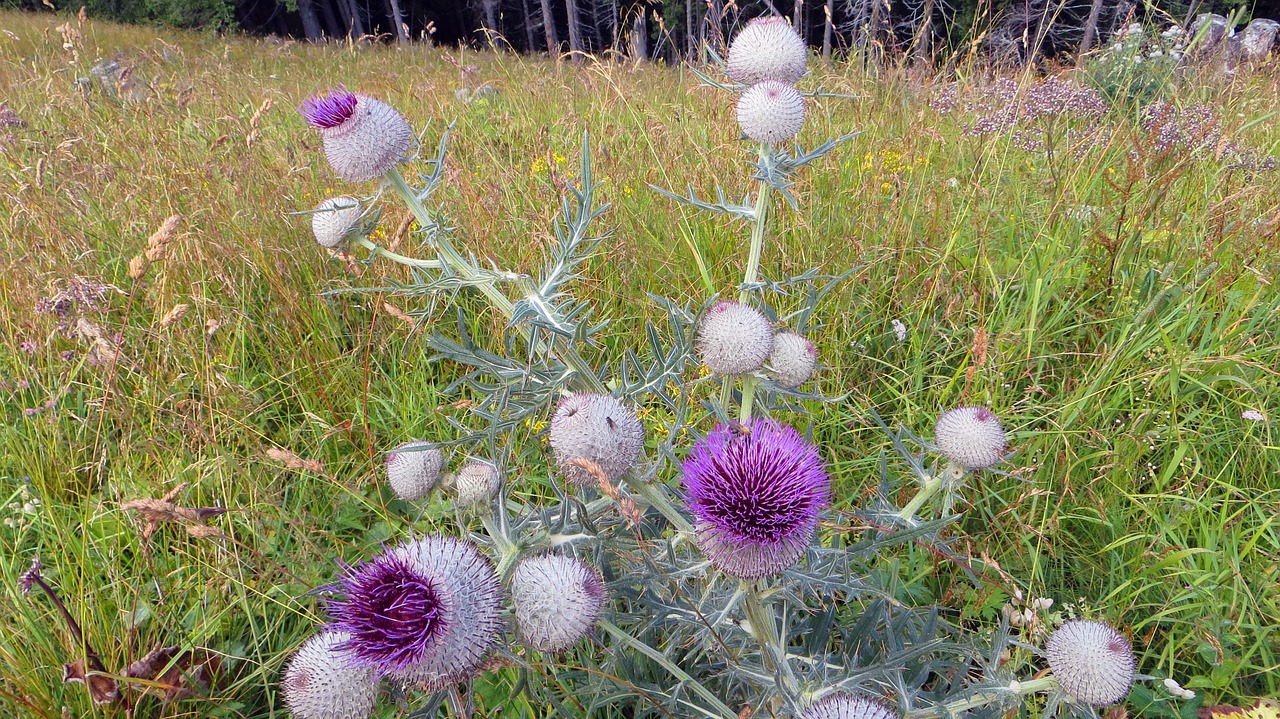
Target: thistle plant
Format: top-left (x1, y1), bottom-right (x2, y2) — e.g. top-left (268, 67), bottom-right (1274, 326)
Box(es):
top-left (279, 18), bottom-right (1189, 719)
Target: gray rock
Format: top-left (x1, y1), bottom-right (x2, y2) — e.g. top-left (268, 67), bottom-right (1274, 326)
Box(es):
top-left (1239, 18), bottom-right (1279, 61)
top-left (89, 59), bottom-right (122, 83)
top-left (1189, 13), bottom-right (1232, 55)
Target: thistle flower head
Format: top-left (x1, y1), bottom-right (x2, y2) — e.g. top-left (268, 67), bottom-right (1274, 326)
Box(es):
top-left (511, 554), bottom-right (606, 652)
top-left (549, 394), bottom-right (645, 487)
top-left (736, 81), bottom-right (806, 146)
top-left (327, 535), bottom-right (504, 688)
top-left (300, 89), bottom-right (412, 183)
top-left (281, 631), bottom-right (379, 719)
top-left (765, 331), bottom-right (817, 388)
top-left (933, 406), bottom-right (1007, 470)
top-left (385, 441), bottom-right (443, 501)
top-left (1046, 619), bottom-right (1137, 707)
top-left (454, 460), bottom-right (501, 507)
top-left (697, 301), bottom-right (775, 376)
top-left (311, 196), bottom-right (361, 248)
top-left (799, 693), bottom-right (899, 719)
top-left (682, 420), bottom-right (830, 579)
top-left (726, 16), bottom-right (808, 85)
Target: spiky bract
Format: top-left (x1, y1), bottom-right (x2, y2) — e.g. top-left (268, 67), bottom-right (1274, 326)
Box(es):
top-left (327, 535), bottom-right (504, 689)
top-left (311, 196), bottom-right (361, 248)
top-left (933, 406), bottom-right (1008, 470)
top-left (799, 693), bottom-right (900, 719)
top-left (766, 331), bottom-right (817, 387)
top-left (454, 460), bottom-right (501, 507)
top-left (386, 441), bottom-right (443, 501)
top-left (697, 300), bottom-right (775, 375)
top-left (548, 394), bottom-right (645, 487)
top-left (682, 420), bottom-right (830, 579)
top-left (726, 16), bottom-right (808, 85)
top-left (300, 89), bottom-right (412, 183)
top-left (1046, 620), bottom-right (1137, 707)
top-left (511, 554), bottom-right (606, 652)
top-left (281, 631), bottom-right (379, 719)
top-left (736, 81), bottom-right (806, 145)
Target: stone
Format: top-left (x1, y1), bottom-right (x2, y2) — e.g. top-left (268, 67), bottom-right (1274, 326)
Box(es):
top-left (1239, 18), bottom-right (1279, 61)
top-left (1189, 13), bottom-right (1231, 55)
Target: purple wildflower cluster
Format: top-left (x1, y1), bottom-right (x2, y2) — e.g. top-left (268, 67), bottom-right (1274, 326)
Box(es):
top-left (682, 419), bottom-right (830, 579)
top-left (35, 276), bottom-right (114, 329)
top-left (1142, 102), bottom-right (1277, 173)
top-left (934, 78), bottom-right (1110, 155)
top-left (299, 88), bottom-right (359, 129)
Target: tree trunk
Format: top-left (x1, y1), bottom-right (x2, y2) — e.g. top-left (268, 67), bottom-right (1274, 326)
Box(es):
top-left (1078, 0), bottom-right (1106, 55)
top-left (565, 0), bottom-right (585, 60)
top-left (708, 0), bottom-right (724, 55)
top-left (297, 0), bottom-right (325, 40)
top-left (385, 0), bottom-right (408, 41)
top-left (480, 0), bottom-right (500, 45)
top-left (317, 0), bottom-right (343, 38)
top-left (912, 0), bottom-right (934, 62)
top-left (793, 0), bottom-right (804, 36)
top-left (539, 0), bottom-right (559, 55)
top-left (822, 0), bottom-right (833, 60)
top-left (346, 0), bottom-right (365, 36)
top-left (521, 0), bottom-right (538, 50)
top-left (631, 10), bottom-right (648, 60)
top-left (687, 0), bottom-right (696, 58)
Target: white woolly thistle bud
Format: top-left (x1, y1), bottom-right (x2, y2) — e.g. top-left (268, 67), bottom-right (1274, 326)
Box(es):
top-left (697, 300), bottom-right (775, 376)
top-left (300, 89), bottom-right (413, 183)
top-left (736, 81), bottom-right (806, 146)
top-left (798, 693), bottom-right (899, 719)
top-left (726, 16), bottom-right (808, 85)
top-left (454, 460), bottom-right (501, 507)
top-left (765, 331), bottom-right (817, 388)
top-left (281, 631), bottom-right (379, 719)
top-left (385, 441), bottom-right (443, 501)
top-left (549, 394), bottom-right (645, 487)
top-left (511, 554), bottom-right (606, 652)
top-left (933, 406), bottom-right (1008, 470)
top-left (1046, 620), bottom-right (1137, 707)
top-left (311, 196), bottom-right (361, 248)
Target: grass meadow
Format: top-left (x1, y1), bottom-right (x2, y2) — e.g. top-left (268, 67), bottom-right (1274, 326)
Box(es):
top-left (1, 9), bottom-right (1278, 717)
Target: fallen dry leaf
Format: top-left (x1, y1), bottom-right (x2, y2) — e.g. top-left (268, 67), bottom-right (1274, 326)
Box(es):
top-left (123, 644), bottom-right (222, 702)
top-left (63, 658), bottom-right (120, 705)
top-left (266, 447), bottom-right (325, 474)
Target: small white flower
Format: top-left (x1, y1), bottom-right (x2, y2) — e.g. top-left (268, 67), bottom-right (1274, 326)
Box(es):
top-left (891, 319), bottom-right (907, 343)
top-left (1242, 410), bottom-right (1265, 422)
top-left (1162, 678), bottom-right (1196, 700)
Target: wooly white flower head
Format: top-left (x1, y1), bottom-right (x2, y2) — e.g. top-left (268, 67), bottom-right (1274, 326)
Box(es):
top-left (548, 393), bottom-right (645, 487)
top-left (511, 554), bottom-right (606, 652)
top-left (281, 631), bottom-right (379, 719)
top-left (697, 300), bottom-right (775, 376)
top-left (454, 459), bottom-right (501, 507)
top-left (327, 535), bottom-right (505, 689)
top-left (726, 16), bottom-right (808, 86)
top-left (299, 89), bottom-right (413, 183)
top-left (1046, 619), bottom-right (1137, 707)
top-left (765, 331), bottom-right (817, 388)
top-left (737, 81), bottom-right (806, 146)
top-left (799, 693), bottom-right (899, 719)
top-left (933, 406), bottom-right (1008, 470)
top-left (385, 441), bottom-right (443, 501)
top-left (311, 196), bottom-right (362, 248)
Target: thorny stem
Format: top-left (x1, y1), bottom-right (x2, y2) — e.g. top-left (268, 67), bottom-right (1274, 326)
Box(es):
top-left (480, 512), bottom-right (522, 578)
top-left (741, 582), bottom-right (801, 704)
top-left (738, 143), bottom-right (774, 304)
top-left (598, 618), bottom-right (738, 719)
top-left (904, 676), bottom-right (1059, 719)
top-left (353, 236), bottom-right (442, 269)
top-left (738, 375), bottom-right (759, 423)
top-left (896, 474), bottom-right (943, 523)
top-left (383, 167), bottom-right (608, 395)
top-left (630, 480), bottom-right (694, 535)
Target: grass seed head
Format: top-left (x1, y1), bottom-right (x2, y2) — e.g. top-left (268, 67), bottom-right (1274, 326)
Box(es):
top-left (697, 300), bottom-right (775, 375)
top-left (281, 631), bottom-right (379, 719)
top-left (511, 554), bottom-right (606, 652)
top-left (385, 441), bottom-right (443, 501)
top-left (549, 394), bottom-right (644, 487)
top-left (300, 90), bottom-right (412, 183)
top-left (736, 81), bottom-right (805, 146)
top-left (726, 16), bottom-right (808, 86)
top-left (765, 331), bottom-right (817, 388)
top-left (1046, 619), bottom-right (1137, 707)
top-left (311, 197), bottom-right (362, 248)
top-left (933, 406), bottom-right (1007, 470)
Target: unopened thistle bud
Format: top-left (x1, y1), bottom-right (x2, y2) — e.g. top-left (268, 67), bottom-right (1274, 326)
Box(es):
top-left (697, 300), bottom-right (775, 376)
top-left (385, 441), bottom-right (443, 501)
top-left (311, 196), bottom-right (362, 248)
top-left (726, 16), bottom-right (808, 85)
top-left (933, 406), bottom-right (1007, 470)
top-left (454, 460), bottom-right (500, 507)
top-left (299, 89), bottom-right (412, 183)
top-left (549, 394), bottom-right (645, 487)
top-left (511, 554), bottom-right (606, 652)
top-left (281, 631), bottom-right (379, 719)
top-left (1046, 619), bottom-right (1137, 707)
top-left (736, 81), bottom-right (805, 146)
top-left (798, 693), bottom-right (899, 719)
top-left (765, 332), bottom-right (817, 388)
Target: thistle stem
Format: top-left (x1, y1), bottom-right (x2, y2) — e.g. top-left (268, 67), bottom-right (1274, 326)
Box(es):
top-left (738, 143), bottom-right (774, 304)
top-left (598, 618), bottom-right (738, 719)
top-left (352, 236), bottom-right (442, 269)
top-left (738, 375), bottom-right (759, 423)
top-left (741, 582), bottom-right (801, 703)
top-left (904, 677), bottom-right (1059, 719)
top-left (630, 480), bottom-right (694, 534)
top-left (896, 474), bottom-right (943, 523)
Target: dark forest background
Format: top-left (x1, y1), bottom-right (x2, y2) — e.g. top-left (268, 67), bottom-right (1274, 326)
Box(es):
top-left (2, 0), bottom-right (1278, 63)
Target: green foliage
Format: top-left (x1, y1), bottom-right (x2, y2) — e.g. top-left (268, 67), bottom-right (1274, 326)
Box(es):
top-left (1078, 25), bottom-right (1181, 110)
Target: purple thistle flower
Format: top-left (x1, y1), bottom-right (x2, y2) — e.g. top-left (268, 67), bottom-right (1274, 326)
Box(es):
top-left (681, 419), bottom-right (830, 579)
top-left (327, 535), bottom-right (504, 688)
top-left (18, 557), bottom-right (42, 595)
top-left (299, 88), bottom-right (359, 129)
